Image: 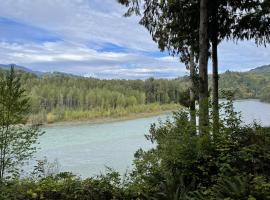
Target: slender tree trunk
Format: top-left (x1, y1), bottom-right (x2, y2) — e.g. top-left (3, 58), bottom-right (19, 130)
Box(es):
top-left (199, 0), bottom-right (209, 134)
top-left (212, 38), bottom-right (219, 133)
top-left (211, 2), bottom-right (219, 134)
top-left (189, 49), bottom-right (196, 132)
top-left (0, 129), bottom-right (3, 179)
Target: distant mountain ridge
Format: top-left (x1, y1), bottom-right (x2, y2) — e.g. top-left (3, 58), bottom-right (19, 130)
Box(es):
top-left (0, 64), bottom-right (44, 76)
top-left (1, 63), bottom-right (270, 78)
top-left (250, 64), bottom-right (270, 73)
top-left (0, 64), bottom-right (79, 78)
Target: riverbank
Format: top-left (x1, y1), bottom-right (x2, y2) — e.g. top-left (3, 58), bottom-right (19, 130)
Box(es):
top-left (43, 109), bottom-right (177, 127)
top-left (32, 103), bottom-right (182, 127)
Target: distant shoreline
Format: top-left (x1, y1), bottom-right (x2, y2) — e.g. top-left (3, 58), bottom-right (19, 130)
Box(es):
top-left (42, 109), bottom-right (180, 128)
top-left (36, 99), bottom-right (270, 128)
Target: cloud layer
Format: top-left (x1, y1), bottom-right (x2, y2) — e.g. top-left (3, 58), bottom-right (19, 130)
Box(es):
top-left (0, 0), bottom-right (269, 79)
top-left (0, 41), bottom-right (184, 79)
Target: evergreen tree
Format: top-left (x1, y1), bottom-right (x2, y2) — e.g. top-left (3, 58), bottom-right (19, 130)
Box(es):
top-left (0, 66), bottom-right (43, 179)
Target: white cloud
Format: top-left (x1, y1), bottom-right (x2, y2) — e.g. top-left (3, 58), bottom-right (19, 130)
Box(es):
top-left (0, 0), bottom-right (156, 51)
top-left (0, 41), bottom-right (185, 79)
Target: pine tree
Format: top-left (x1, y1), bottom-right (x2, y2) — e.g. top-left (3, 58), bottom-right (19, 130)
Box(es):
top-left (0, 66), bottom-right (43, 179)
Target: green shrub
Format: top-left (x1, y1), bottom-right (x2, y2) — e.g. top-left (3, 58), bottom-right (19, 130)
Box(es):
top-left (128, 99), bottom-right (270, 199)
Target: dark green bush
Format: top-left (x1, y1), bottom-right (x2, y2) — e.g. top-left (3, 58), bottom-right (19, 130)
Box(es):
top-left (0, 171), bottom-right (140, 200)
top-left (128, 99), bottom-right (270, 200)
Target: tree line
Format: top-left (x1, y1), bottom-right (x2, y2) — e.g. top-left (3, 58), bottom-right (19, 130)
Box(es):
top-left (3, 64), bottom-right (270, 123)
top-left (0, 69), bottom-right (191, 123)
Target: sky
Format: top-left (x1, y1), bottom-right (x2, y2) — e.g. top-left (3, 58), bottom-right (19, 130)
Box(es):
top-left (0, 0), bottom-right (269, 79)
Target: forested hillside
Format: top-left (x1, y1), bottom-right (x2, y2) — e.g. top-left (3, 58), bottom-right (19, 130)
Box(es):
top-left (218, 69), bottom-right (270, 102)
top-left (0, 69), bottom-right (189, 123)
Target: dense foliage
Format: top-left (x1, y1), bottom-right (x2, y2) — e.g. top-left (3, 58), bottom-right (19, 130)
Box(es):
top-left (128, 98), bottom-right (270, 199)
top-left (0, 171), bottom-right (136, 200)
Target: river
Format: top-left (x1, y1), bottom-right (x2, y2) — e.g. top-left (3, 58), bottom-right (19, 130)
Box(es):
top-left (29, 99), bottom-right (270, 178)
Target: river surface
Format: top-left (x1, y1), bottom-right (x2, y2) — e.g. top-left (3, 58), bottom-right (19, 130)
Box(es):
top-left (29, 99), bottom-right (270, 178)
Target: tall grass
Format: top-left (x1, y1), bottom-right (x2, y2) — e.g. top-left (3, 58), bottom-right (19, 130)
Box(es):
top-left (29, 103), bottom-right (181, 124)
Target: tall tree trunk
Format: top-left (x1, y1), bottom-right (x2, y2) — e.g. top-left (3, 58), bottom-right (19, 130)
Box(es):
top-left (211, 2), bottom-right (219, 134)
top-left (199, 0), bottom-right (209, 134)
top-left (189, 49), bottom-right (196, 133)
top-left (212, 38), bottom-right (219, 133)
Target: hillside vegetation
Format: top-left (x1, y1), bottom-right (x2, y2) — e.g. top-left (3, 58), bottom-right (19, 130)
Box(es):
top-left (1, 64), bottom-right (270, 124)
top-left (0, 69), bottom-right (189, 123)
top-left (219, 69), bottom-right (270, 102)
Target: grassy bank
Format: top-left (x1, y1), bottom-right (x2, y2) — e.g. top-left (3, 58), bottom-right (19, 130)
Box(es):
top-left (28, 103), bottom-right (181, 125)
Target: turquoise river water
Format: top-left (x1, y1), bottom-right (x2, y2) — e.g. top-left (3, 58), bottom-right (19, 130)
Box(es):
top-left (27, 99), bottom-right (270, 178)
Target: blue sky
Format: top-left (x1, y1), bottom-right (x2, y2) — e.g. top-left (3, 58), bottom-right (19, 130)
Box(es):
top-left (0, 0), bottom-right (269, 79)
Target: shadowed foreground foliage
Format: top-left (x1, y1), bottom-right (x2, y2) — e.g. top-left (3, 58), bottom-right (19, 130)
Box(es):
top-left (1, 99), bottom-right (270, 200)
